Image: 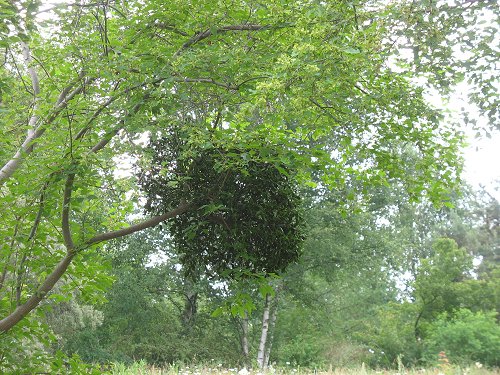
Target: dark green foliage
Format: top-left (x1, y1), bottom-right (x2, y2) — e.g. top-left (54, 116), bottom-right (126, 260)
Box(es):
top-left (139, 136), bottom-right (304, 277)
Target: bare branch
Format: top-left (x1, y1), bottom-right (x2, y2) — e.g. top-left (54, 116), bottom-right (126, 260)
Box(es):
top-left (61, 171), bottom-right (76, 251)
top-left (174, 24), bottom-right (267, 57)
top-left (86, 202), bottom-right (194, 245)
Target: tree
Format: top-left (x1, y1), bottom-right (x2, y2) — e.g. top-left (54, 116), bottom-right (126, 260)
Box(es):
top-left (271, 187), bottom-right (401, 368)
top-left (353, 182), bottom-right (500, 367)
top-left (413, 238), bottom-right (473, 339)
top-left (66, 230), bottom-right (246, 365)
top-left (377, 0), bottom-right (500, 132)
top-left (0, 0), bottom-right (483, 338)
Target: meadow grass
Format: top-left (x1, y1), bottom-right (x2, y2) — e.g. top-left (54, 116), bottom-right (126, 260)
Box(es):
top-left (110, 361), bottom-right (500, 375)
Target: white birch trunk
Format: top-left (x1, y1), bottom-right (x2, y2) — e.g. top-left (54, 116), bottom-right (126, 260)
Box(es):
top-left (264, 297), bottom-right (279, 368)
top-left (241, 312), bottom-right (249, 362)
top-left (257, 293), bottom-right (271, 369)
top-left (0, 41), bottom-right (40, 183)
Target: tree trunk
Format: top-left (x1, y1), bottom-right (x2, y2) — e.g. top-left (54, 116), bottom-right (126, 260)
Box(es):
top-left (264, 295), bottom-right (279, 368)
top-left (241, 312), bottom-right (250, 362)
top-left (257, 293), bottom-right (271, 369)
top-left (182, 290), bottom-right (198, 325)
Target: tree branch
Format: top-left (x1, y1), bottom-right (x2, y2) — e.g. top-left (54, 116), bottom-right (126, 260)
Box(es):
top-left (86, 202), bottom-right (194, 245)
top-left (354, 84), bottom-right (370, 96)
top-left (0, 89), bottom-right (153, 331)
top-left (0, 222), bottom-right (20, 293)
top-left (0, 200), bottom-right (192, 333)
top-left (0, 71), bottom-right (88, 185)
top-left (0, 252), bottom-right (76, 332)
top-left (61, 171), bottom-right (76, 251)
top-left (178, 77), bottom-right (239, 90)
top-left (75, 79), bottom-right (165, 144)
top-left (89, 98), bottom-right (146, 153)
top-left (28, 180), bottom-right (51, 241)
top-left (174, 24), bottom-right (267, 57)
top-left (155, 23), bottom-right (189, 36)
top-left (20, 41), bottom-right (40, 152)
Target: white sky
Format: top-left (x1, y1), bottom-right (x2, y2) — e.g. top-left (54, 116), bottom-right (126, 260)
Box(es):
top-left (428, 85), bottom-right (500, 201)
top-left (463, 134), bottom-right (500, 200)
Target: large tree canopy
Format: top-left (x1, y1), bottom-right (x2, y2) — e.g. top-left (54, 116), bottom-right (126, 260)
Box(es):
top-left (1, 0), bottom-right (496, 336)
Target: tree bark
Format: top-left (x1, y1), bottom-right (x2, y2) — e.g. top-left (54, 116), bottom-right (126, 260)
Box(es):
top-left (264, 292), bottom-right (279, 368)
top-left (241, 312), bottom-right (250, 363)
top-left (257, 293), bottom-right (271, 369)
top-left (0, 71), bottom-right (86, 185)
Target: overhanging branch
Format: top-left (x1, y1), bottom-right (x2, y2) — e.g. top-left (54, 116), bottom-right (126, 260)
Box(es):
top-left (86, 203), bottom-right (194, 245)
top-left (174, 24), bottom-right (268, 57)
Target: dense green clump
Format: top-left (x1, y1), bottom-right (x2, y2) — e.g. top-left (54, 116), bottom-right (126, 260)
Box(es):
top-left (139, 134), bottom-right (304, 278)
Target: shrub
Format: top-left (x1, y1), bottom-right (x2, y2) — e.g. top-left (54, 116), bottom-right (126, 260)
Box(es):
top-left (423, 309), bottom-right (500, 367)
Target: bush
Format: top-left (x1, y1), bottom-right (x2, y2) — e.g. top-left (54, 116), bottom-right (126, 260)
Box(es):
top-left (423, 309), bottom-right (500, 367)
top-left (356, 302), bottom-right (421, 368)
top-left (275, 333), bottom-right (324, 368)
top-left (322, 340), bottom-right (370, 368)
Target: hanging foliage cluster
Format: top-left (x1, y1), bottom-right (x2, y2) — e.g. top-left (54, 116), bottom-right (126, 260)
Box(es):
top-left (139, 131), bottom-right (304, 278)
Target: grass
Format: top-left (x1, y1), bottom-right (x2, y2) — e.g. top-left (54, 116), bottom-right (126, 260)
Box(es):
top-left (109, 361), bottom-right (500, 375)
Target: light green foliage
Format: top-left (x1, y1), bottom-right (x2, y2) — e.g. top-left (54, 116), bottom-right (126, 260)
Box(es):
top-left (423, 309), bottom-right (500, 367)
top-left (381, 0), bottom-right (500, 130)
top-left (0, 0), bottom-right (463, 334)
top-left (414, 239), bottom-right (473, 320)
